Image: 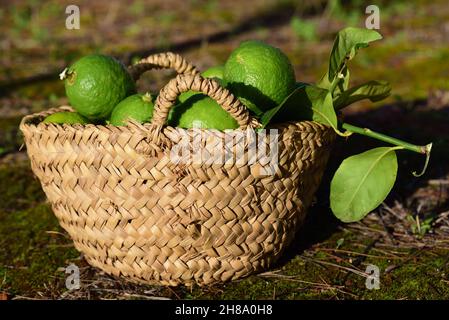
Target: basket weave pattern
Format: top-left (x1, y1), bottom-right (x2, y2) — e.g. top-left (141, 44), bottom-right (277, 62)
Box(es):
top-left (19, 53), bottom-right (335, 286)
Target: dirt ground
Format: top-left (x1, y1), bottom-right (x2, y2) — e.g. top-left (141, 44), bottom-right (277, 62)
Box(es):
top-left (0, 0), bottom-right (449, 300)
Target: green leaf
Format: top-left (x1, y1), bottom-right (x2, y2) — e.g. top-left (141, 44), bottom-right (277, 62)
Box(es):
top-left (328, 27), bottom-right (382, 82)
top-left (302, 85), bottom-right (338, 129)
top-left (330, 146), bottom-right (401, 222)
top-left (334, 80), bottom-right (391, 110)
top-left (300, 85), bottom-right (351, 136)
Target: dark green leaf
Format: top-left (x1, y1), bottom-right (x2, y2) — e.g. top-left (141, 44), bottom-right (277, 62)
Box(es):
top-left (263, 84), bottom-right (336, 127)
top-left (330, 147), bottom-right (399, 222)
top-left (260, 84), bottom-right (306, 127)
top-left (261, 84), bottom-right (351, 136)
top-left (334, 80), bottom-right (391, 110)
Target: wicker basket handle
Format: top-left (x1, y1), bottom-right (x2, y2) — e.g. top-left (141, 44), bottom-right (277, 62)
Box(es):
top-left (151, 73), bottom-right (261, 130)
top-left (128, 52), bottom-right (199, 80)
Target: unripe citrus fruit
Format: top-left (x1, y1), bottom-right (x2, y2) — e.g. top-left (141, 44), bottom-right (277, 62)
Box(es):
top-left (42, 112), bottom-right (88, 125)
top-left (61, 54), bottom-right (136, 121)
top-left (109, 93), bottom-right (155, 126)
top-left (177, 90), bottom-right (199, 104)
top-left (201, 65), bottom-right (225, 80)
top-left (224, 40), bottom-right (296, 115)
top-left (169, 95), bottom-right (238, 130)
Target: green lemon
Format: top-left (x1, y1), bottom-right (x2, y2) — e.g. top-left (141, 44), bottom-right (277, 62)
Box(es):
top-left (177, 66), bottom-right (226, 104)
top-left (224, 40), bottom-right (296, 115)
top-left (201, 65), bottom-right (224, 80)
top-left (42, 112), bottom-right (88, 125)
top-left (109, 93), bottom-right (155, 126)
top-left (169, 95), bottom-right (238, 130)
top-left (177, 90), bottom-right (199, 104)
top-left (62, 54), bottom-right (136, 121)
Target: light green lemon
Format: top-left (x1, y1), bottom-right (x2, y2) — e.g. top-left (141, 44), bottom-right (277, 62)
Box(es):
top-left (42, 112), bottom-right (88, 125)
top-left (62, 54), bottom-right (136, 121)
top-left (109, 93), bottom-right (155, 126)
top-left (224, 40), bottom-right (296, 115)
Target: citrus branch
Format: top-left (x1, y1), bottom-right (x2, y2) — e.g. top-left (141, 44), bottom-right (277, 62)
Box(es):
top-left (341, 122), bottom-right (432, 177)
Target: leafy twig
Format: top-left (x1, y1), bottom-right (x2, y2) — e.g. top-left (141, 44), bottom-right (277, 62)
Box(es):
top-left (341, 122), bottom-right (432, 177)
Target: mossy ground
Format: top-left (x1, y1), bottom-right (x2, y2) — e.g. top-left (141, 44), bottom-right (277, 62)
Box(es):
top-left (0, 0), bottom-right (448, 299)
top-left (0, 164), bottom-right (80, 297)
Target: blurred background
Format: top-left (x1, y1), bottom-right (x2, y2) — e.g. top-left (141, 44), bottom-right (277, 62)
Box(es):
top-left (2, 0), bottom-right (449, 115)
top-left (1, 0), bottom-right (449, 300)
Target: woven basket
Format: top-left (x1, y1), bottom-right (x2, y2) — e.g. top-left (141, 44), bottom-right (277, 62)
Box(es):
top-left (19, 53), bottom-right (335, 286)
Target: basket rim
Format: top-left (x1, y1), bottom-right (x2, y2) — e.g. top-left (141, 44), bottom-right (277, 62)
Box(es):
top-left (20, 106), bottom-right (334, 136)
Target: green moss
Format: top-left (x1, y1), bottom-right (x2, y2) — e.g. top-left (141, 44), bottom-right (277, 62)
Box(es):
top-left (0, 203), bottom-right (79, 295)
top-left (0, 164), bottom-right (45, 212)
top-left (355, 250), bottom-right (449, 299)
top-left (0, 163), bottom-right (78, 295)
top-left (0, 117), bottom-right (23, 156)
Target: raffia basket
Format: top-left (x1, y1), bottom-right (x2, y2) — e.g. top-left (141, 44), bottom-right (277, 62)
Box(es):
top-left (19, 53), bottom-right (335, 286)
